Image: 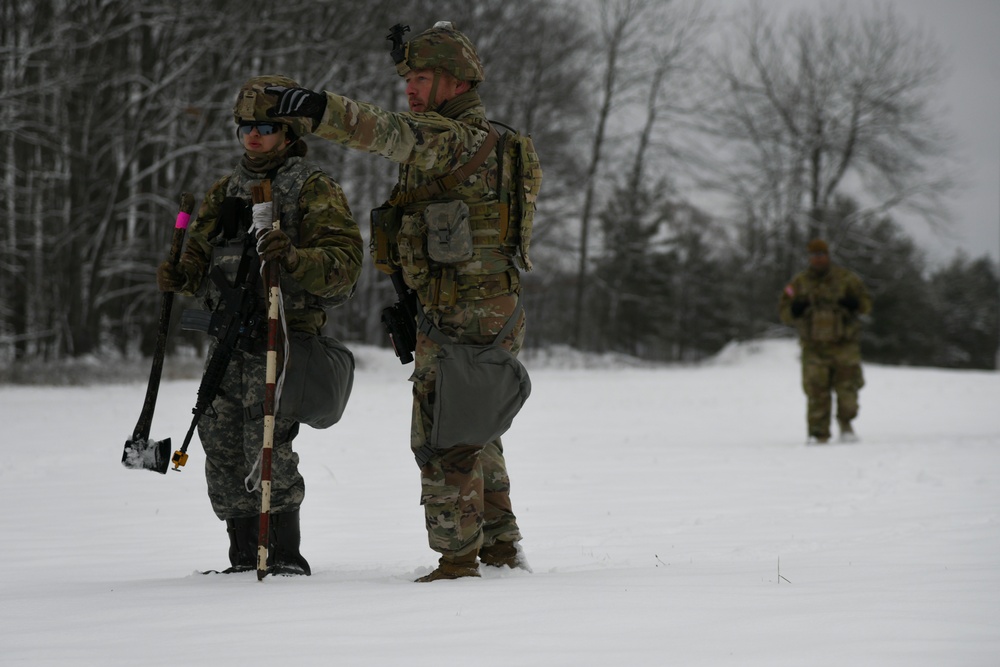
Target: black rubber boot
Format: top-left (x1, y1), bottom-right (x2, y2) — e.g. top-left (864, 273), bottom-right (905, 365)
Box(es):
top-left (223, 516), bottom-right (258, 573)
top-left (268, 510), bottom-right (311, 576)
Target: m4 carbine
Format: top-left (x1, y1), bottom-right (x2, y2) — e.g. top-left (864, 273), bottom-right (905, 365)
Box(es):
top-left (171, 258), bottom-right (262, 470)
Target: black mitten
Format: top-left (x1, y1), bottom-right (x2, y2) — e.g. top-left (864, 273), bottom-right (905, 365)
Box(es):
top-left (838, 294), bottom-right (860, 312)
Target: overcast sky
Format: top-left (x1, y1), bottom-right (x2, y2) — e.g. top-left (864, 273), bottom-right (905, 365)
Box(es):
top-left (736, 0), bottom-right (1000, 263)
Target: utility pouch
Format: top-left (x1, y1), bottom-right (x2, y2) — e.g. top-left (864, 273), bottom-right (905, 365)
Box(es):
top-left (424, 200), bottom-right (473, 264)
top-left (277, 332), bottom-right (355, 429)
top-left (431, 342), bottom-right (530, 448)
top-left (809, 307), bottom-right (843, 343)
top-left (370, 203), bottom-right (402, 275)
top-left (419, 298), bottom-right (530, 451)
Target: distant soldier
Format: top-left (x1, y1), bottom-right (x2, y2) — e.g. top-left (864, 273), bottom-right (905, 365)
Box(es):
top-left (265, 22), bottom-right (538, 581)
top-left (779, 239), bottom-right (872, 443)
top-left (157, 76), bottom-right (363, 574)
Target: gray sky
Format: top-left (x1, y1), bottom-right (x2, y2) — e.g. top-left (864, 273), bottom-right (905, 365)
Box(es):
top-left (753, 0), bottom-right (1000, 263)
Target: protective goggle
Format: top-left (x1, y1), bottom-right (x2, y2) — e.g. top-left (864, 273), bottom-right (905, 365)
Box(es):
top-left (237, 122), bottom-right (282, 137)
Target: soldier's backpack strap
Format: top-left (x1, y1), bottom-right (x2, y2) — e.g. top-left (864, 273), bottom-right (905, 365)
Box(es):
top-left (389, 125), bottom-right (500, 206)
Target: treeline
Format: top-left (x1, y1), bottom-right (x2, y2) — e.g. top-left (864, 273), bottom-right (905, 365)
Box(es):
top-left (1, 0), bottom-right (997, 371)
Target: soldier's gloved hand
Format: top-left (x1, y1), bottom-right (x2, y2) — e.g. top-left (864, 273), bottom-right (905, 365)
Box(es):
top-left (265, 86), bottom-right (327, 130)
top-left (838, 294), bottom-right (859, 312)
top-left (256, 228), bottom-right (300, 272)
top-left (157, 260), bottom-right (188, 293)
top-left (790, 297), bottom-right (809, 318)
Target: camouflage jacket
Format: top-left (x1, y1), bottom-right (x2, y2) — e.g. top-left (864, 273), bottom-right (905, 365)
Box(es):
top-left (314, 89), bottom-right (518, 310)
top-left (176, 155), bottom-right (363, 335)
top-left (779, 264), bottom-right (872, 348)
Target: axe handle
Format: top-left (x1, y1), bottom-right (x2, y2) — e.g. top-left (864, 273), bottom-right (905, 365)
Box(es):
top-left (130, 194), bottom-right (195, 441)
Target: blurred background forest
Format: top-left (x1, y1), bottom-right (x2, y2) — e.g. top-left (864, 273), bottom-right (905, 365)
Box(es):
top-left (2, 0), bottom-right (998, 379)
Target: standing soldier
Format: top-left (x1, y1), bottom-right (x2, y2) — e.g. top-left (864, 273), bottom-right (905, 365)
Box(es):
top-left (157, 75), bottom-right (363, 574)
top-left (265, 21), bottom-right (538, 581)
top-left (779, 239), bottom-right (872, 444)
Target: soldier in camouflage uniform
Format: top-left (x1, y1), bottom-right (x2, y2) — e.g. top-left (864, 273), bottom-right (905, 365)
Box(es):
top-left (156, 75), bottom-right (363, 574)
top-left (779, 239), bottom-right (872, 444)
top-left (266, 22), bottom-right (532, 581)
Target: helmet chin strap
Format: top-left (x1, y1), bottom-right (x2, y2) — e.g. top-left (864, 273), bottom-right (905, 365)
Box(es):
top-left (429, 66), bottom-right (443, 112)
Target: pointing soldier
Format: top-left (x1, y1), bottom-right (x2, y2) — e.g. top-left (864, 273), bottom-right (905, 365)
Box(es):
top-left (266, 22), bottom-right (536, 581)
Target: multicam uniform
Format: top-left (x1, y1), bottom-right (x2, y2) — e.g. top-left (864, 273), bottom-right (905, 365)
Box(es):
top-left (313, 88), bottom-right (526, 563)
top-left (779, 264), bottom-right (872, 441)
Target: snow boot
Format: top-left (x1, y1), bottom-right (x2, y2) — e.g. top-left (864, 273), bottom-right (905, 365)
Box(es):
top-left (838, 419), bottom-right (858, 443)
top-left (415, 551), bottom-right (480, 582)
top-left (268, 510), bottom-right (311, 576)
top-left (222, 516), bottom-right (257, 574)
top-left (480, 541), bottom-right (530, 571)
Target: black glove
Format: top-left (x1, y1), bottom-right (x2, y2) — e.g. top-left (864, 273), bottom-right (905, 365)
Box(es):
top-left (157, 260), bottom-right (188, 293)
top-left (792, 299), bottom-right (809, 317)
top-left (256, 228), bottom-right (300, 271)
top-left (838, 294), bottom-right (860, 312)
top-left (790, 298), bottom-right (808, 318)
top-left (265, 85), bottom-right (327, 129)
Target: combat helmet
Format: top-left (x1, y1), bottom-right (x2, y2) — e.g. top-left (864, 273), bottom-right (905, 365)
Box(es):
top-left (394, 21), bottom-right (485, 84)
top-left (233, 75), bottom-right (313, 140)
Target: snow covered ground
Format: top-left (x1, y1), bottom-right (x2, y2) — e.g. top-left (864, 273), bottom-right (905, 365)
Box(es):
top-left (2, 338), bottom-right (998, 666)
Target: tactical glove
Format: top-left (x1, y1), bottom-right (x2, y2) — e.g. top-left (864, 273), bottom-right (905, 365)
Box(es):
top-left (157, 260), bottom-right (188, 293)
top-left (790, 298), bottom-right (809, 318)
top-left (265, 86), bottom-right (327, 130)
top-left (256, 228), bottom-right (300, 271)
top-left (838, 294), bottom-right (860, 312)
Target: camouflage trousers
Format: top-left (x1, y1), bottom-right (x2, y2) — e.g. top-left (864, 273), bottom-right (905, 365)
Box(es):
top-left (800, 342), bottom-right (865, 439)
top-left (198, 344), bottom-right (305, 520)
top-left (409, 292), bottom-right (525, 559)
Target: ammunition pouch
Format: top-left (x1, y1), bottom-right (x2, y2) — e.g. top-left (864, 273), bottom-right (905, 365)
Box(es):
top-left (425, 200), bottom-right (473, 263)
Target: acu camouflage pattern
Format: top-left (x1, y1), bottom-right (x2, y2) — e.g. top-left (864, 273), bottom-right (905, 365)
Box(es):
top-left (174, 147), bottom-right (362, 520)
top-left (177, 156), bottom-right (363, 335)
top-left (779, 263), bottom-right (872, 439)
top-left (411, 292), bottom-right (525, 556)
top-left (199, 345), bottom-right (304, 519)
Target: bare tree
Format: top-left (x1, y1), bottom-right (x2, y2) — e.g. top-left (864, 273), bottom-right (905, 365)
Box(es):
top-left (701, 2), bottom-right (954, 260)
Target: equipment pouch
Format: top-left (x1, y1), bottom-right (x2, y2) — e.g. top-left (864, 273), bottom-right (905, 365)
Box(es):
top-left (370, 203), bottom-right (402, 275)
top-left (431, 342), bottom-right (531, 448)
top-left (809, 307), bottom-right (844, 343)
top-left (424, 200), bottom-right (473, 264)
top-left (278, 332), bottom-right (355, 429)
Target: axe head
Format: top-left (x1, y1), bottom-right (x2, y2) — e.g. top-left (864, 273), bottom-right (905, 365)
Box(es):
top-left (121, 437), bottom-right (172, 474)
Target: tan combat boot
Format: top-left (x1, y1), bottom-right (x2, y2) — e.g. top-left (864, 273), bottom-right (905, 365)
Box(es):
top-left (480, 541), bottom-right (530, 571)
top-left (415, 551), bottom-right (480, 583)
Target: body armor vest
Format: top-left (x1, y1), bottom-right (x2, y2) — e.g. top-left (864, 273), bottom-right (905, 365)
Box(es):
top-left (203, 157), bottom-right (343, 321)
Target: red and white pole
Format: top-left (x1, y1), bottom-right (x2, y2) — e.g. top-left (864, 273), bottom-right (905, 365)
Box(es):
top-left (251, 181), bottom-right (279, 581)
